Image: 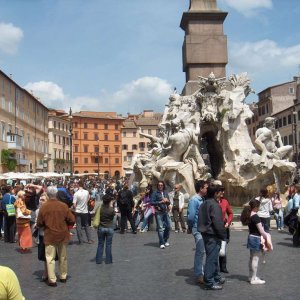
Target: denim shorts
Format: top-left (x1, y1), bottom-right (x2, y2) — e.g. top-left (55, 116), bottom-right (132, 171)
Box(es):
top-left (247, 235), bottom-right (262, 251)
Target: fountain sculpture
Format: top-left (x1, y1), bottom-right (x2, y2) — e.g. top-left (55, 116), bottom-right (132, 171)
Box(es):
top-left (131, 73), bottom-right (295, 205)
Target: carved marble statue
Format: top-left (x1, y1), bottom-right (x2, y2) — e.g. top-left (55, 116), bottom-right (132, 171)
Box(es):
top-left (131, 72), bottom-right (296, 204)
top-left (255, 117), bottom-right (293, 161)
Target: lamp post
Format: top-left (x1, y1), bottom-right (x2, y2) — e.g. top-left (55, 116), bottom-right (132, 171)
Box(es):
top-left (97, 139), bottom-right (101, 177)
top-left (68, 107), bottom-right (73, 177)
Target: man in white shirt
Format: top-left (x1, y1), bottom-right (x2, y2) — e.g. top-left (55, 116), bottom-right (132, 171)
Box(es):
top-left (169, 184), bottom-right (186, 233)
top-left (73, 181), bottom-right (94, 244)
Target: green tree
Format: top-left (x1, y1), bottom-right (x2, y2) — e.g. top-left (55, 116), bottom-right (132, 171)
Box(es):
top-left (1, 149), bottom-right (17, 171)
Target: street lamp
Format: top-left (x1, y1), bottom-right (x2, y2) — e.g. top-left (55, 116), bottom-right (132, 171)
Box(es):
top-left (68, 107), bottom-right (73, 177)
top-left (97, 139), bottom-right (100, 177)
top-left (293, 99), bottom-right (299, 168)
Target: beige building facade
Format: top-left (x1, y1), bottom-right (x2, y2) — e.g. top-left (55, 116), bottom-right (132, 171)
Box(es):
top-left (48, 109), bottom-right (71, 173)
top-left (122, 110), bottom-right (162, 176)
top-left (247, 76), bottom-right (300, 165)
top-left (0, 70), bottom-right (49, 173)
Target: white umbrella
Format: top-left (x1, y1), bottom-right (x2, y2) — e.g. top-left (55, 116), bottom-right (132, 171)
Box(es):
top-left (3, 172), bottom-right (36, 180)
top-left (0, 174), bottom-right (8, 180)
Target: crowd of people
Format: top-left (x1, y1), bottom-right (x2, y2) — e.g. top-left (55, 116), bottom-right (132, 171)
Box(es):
top-left (0, 175), bottom-right (298, 297)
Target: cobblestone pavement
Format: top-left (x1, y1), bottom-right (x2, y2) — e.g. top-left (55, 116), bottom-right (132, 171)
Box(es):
top-left (0, 227), bottom-right (299, 300)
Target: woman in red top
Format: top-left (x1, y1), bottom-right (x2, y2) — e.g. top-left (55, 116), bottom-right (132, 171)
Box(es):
top-left (218, 187), bottom-right (233, 273)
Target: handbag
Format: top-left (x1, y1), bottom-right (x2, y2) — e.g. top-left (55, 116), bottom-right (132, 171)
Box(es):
top-left (91, 205), bottom-right (102, 228)
top-left (219, 240), bottom-right (226, 257)
top-left (6, 196), bottom-right (16, 217)
top-left (16, 207), bottom-right (31, 219)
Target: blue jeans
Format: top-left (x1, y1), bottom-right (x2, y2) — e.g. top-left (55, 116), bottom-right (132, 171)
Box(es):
top-left (141, 208), bottom-right (153, 231)
top-left (96, 227), bottom-right (114, 264)
top-left (275, 209), bottom-right (283, 229)
top-left (202, 234), bottom-right (222, 287)
top-left (155, 212), bottom-right (171, 246)
top-left (192, 228), bottom-right (205, 278)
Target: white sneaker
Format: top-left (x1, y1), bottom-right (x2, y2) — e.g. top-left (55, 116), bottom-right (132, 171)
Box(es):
top-left (250, 277), bottom-right (266, 285)
top-left (165, 242), bottom-right (170, 247)
top-left (175, 230), bottom-right (179, 233)
top-left (160, 245), bottom-right (165, 249)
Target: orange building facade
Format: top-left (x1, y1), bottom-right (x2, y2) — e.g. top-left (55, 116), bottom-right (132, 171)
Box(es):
top-left (72, 111), bottom-right (124, 178)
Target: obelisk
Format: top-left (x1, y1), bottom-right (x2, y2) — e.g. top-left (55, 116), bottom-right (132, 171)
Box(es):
top-left (180, 0), bottom-right (228, 95)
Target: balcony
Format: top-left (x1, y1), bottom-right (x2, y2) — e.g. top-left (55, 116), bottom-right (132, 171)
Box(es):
top-left (17, 158), bottom-right (29, 166)
top-left (7, 133), bottom-right (22, 151)
top-left (36, 160), bottom-right (44, 170)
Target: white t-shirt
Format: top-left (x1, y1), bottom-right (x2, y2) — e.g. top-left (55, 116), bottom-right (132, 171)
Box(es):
top-left (73, 188), bottom-right (90, 213)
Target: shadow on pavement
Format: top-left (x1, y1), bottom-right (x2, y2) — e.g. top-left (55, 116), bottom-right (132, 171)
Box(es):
top-left (175, 268), bottom-right (197, 286)
top-left (277, 242), bottom-right (297, 248)
top-left (143, 242), bottom-right (159, 248)
top-left (226, 274), bottom-right (249, 282)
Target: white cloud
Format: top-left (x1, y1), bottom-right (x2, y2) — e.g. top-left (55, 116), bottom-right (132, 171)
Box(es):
top-left (24, 81), bottom-right (65, 102)
top-left (221, 0), bottom-right (272, 16)
top-left (228, 39), bottom-right (300, 94)
top-left (104, 77), bottom-right (173, 114)
top-left (0, 22), bottom-right (23, 54)
top-left (23, 77), bottom-right (173, 114)
top-left (230, 39), bottom-right (300, 71)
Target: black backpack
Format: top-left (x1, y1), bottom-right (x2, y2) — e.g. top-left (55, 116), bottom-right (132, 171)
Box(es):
top-left (119, 191), bottom-right (128, 206)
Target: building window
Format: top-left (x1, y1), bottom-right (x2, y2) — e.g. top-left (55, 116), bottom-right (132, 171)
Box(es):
top-left (283, 136), bottom-right (288, 145)
top-left (115, 146), bottom-right (119, 153)
top-left (115, 158), bottom-right (119, 164)
top-left (283, 117), bottom-right (287, 126)
top-left (84, 123), bottom-right (88, 129)
top-left (115, 124), bottom-right (118, 130)
top-left (289, 87), bottom-right (295, 94)
top-left (289, 134), bottom-right (293, 145)
top-left (278, 118), bottom-right (282, 128)
top-left (122, 132), bottom-right (126, 137)
top-left (83, 145), bottom-right (88, 153)
top-left (54, 134), bottom-right (57, 143)
top-left (74, 122), bottom-right (78, 128)
top-left (104, 146), bottom-right (109, 153)
top-left (94, 123), bottom-right (98, 129)
top-left (104, 124), bottom-right (108, 130)
top-left (74, 132), bottom-right (78, 139)
top-left (132, 144), bottom-right (137, 150)
top-left (122, 145), bottom-right (128, 150)
top-left (258, 107), bottom-right (261, 116)
top-left (133, 131), bottom-right (136, 137)
top-left (94, 146), bottom-right (99, 153)
top-left (148, 129), bottom-right (151, 134)
top-left (105, 158), bottom-right (109, 164)
top-left (123, 156), bottom-right (127, 162)
top-left (1, 96), bottom-right (5, 109)
top-left (288, 115), bottom-right (292, 125)
top-left (139, 142), bottom-right (145, 149)
top-left (84, 133), bottom-right (88, 140)
top-left (94, 133), bottom-right (99, 141)
top-left (84, 158), bottom-right (88, 164)
top-left (115, 135), bottom-right (119, 141)
top-left (53, 121), bottom-right (56, 129)
top-left (74, 145), bottom-right (79, 153)
top-left (104, 134), bottom-right (108, 141)
top-left (262, 106), bottom-right (265, 115)
top-left (75, 157), bottom-right (78, 163)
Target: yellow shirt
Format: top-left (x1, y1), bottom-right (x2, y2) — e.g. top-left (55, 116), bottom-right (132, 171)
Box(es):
top-left (0, 266), bottom-right (25, 300)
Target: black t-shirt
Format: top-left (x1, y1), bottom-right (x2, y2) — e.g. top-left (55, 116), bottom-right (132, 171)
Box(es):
top-left (248, 214), bottom-right (261, 236)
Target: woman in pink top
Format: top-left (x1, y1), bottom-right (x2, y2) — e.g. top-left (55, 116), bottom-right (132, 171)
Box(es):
top-left (272, 192), bottom-right (283, 231)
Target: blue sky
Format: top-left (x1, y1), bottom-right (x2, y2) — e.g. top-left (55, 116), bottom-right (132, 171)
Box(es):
top-left (0, 0), bottom-right (300, 114)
